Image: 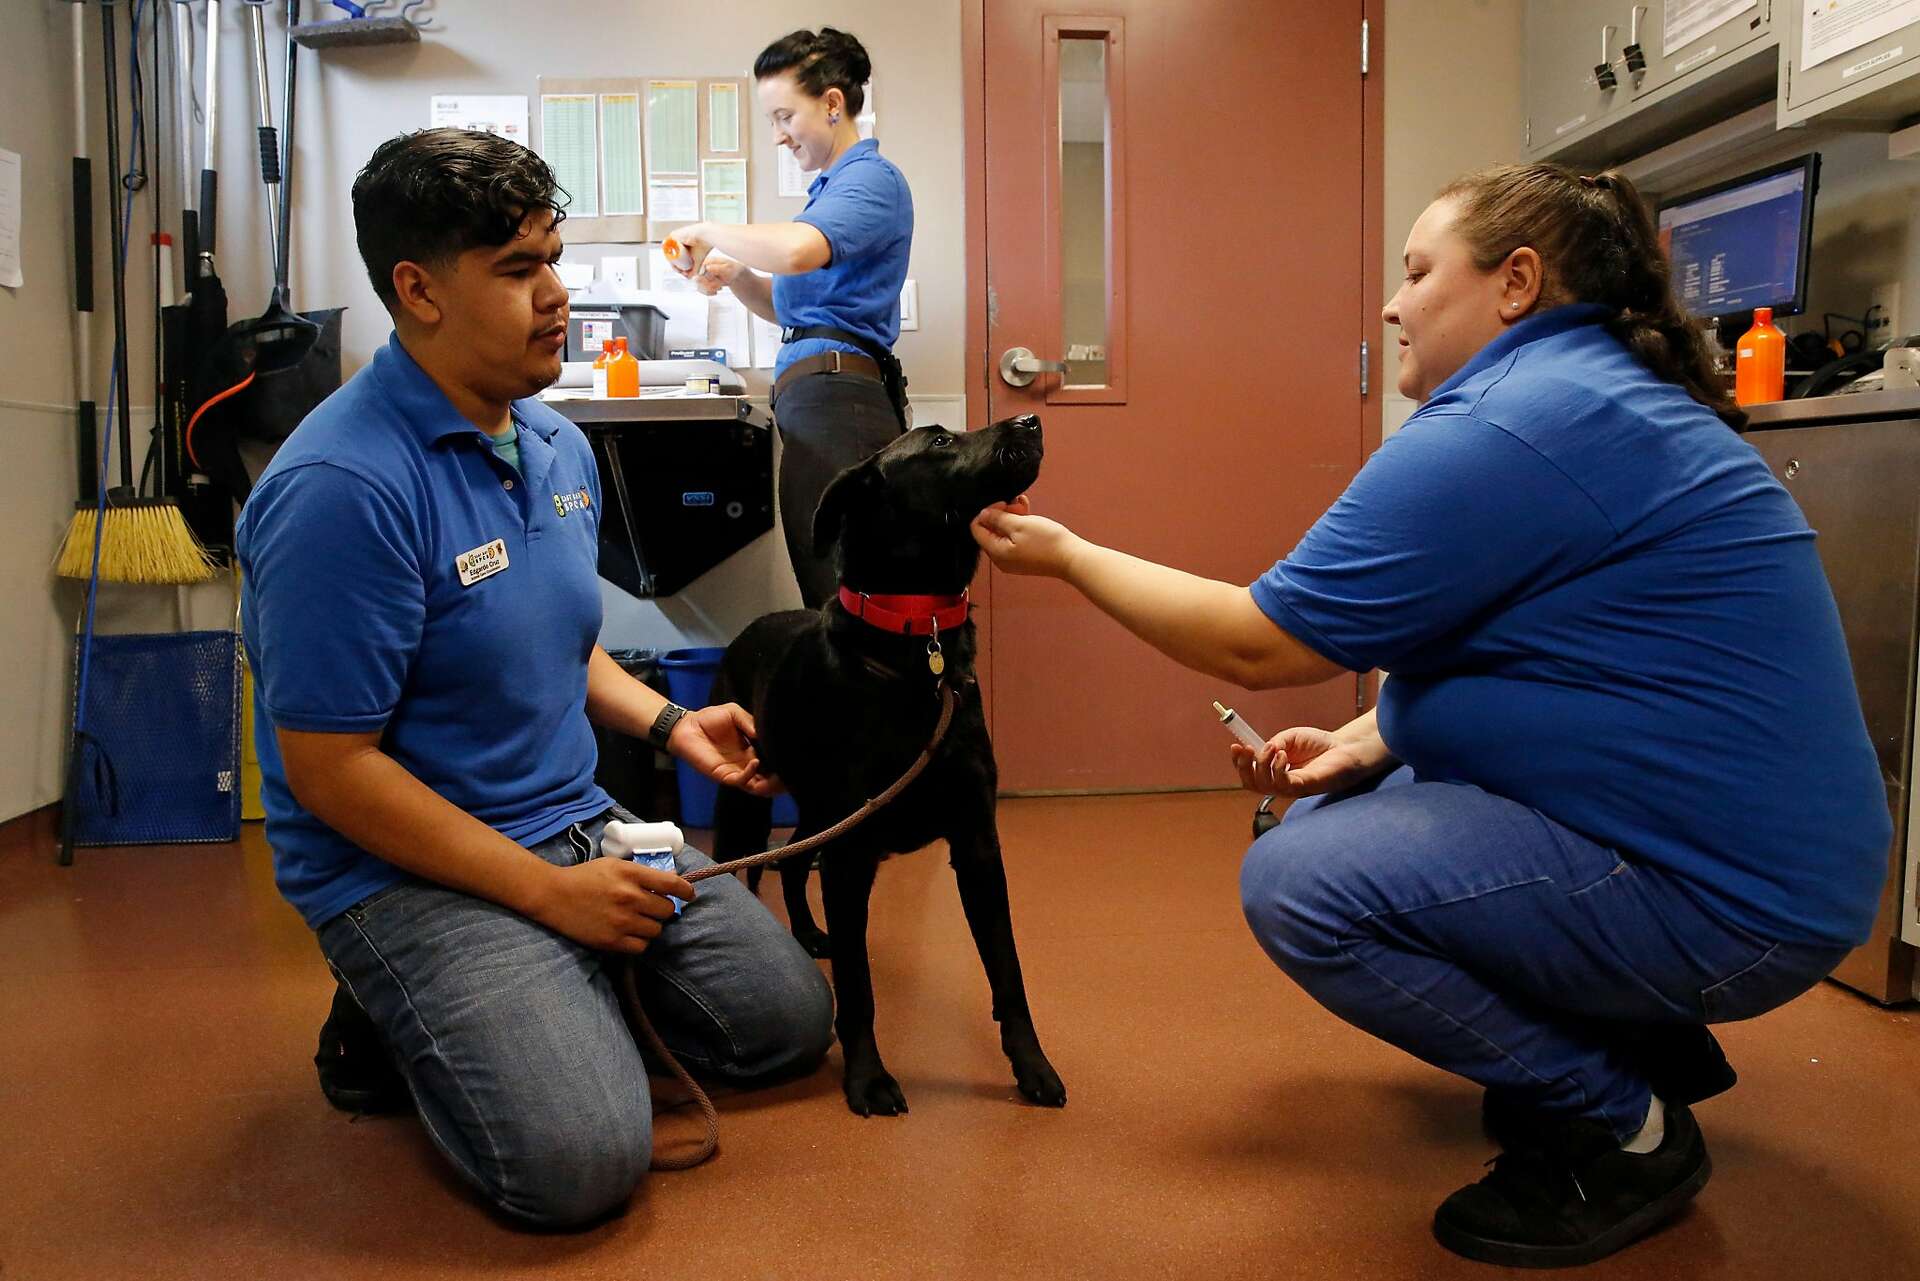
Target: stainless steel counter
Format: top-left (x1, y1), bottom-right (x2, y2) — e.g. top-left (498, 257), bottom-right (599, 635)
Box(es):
top-left (543, 394), bottom-right (769, 428)
top-left (1742, 387), bottom-right (1920, 429)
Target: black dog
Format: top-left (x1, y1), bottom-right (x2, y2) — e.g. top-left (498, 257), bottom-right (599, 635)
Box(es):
top-left (710, 415), bottom-right (1066, 1117)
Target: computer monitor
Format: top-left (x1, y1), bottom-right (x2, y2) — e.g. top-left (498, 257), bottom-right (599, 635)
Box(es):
top-left (1656, 153), bottom-right (1820, 327)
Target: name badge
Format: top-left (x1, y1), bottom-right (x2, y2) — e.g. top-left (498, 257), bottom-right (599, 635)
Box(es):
top-left (455, 538), bottom-right (509, 587)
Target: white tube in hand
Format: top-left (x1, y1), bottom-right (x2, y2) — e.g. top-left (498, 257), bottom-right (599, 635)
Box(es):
top-left (1213, 700), bottom-right (1270, 752)
top-left (600, 820), bottom-right (687, 916)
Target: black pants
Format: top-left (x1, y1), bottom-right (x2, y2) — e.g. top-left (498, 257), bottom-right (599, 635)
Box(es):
top-left (773, 371), bottom-right (904, 607)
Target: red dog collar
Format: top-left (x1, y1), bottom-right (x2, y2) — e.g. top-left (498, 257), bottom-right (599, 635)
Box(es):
top-left (838, 587), bottom-right (971, 636)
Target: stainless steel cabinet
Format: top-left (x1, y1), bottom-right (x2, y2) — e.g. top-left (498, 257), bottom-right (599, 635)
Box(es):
top-left (1632, 0), bottom-right (1776, 98)
top-left (1525, 0), bottom-right (1634, 158)
top-left (1746, 390), bottom-right (1920, 1004)
top-left (1524, 0), bottom-right (1778, 165)
top-left (1781, 0), bottom-right (1920, 127)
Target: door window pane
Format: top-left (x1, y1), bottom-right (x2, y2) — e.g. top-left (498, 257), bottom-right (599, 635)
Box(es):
top-left (1059, 37), bottom-right (1108, 388)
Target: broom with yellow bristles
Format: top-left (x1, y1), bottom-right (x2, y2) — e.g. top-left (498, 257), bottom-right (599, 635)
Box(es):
top-left (54, 0), bottom-right (213, 587)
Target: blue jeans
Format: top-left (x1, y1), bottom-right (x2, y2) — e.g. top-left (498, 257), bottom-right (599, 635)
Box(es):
top-left (1239, 767), bottom-right (1850, 1140)
top-left (316, 807), bottom-right (834, 1226)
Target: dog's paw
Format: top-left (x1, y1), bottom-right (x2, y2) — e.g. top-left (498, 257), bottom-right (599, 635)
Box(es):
top-left (1012, 1052), bottom-right (1067, 1108)
top-left (792, 925), bottom-right (831, 959)
top-left (843, 1066), bottom-right (909, 1118)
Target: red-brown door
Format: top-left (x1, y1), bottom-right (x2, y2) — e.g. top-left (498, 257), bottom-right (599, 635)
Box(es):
top-left (967, 1), bottom-right (1383, 792)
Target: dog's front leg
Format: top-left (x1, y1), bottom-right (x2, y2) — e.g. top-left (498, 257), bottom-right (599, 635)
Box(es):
top-left (819, 845), bottom-right (906, 1116)
top-left (776, 854), bottom-right (829, 959)
top-left (949, 828), bottom-right (1067, 1107)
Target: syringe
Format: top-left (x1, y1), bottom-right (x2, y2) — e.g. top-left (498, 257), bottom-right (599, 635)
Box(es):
top-left (1213, 700), bottom-right (1269, 752)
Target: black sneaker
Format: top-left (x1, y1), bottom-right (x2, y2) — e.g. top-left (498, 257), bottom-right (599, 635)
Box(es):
top-left (314, 984), bottom-right (411, 1115)
top-left (1435, 1101), bottom-right (1712, 1268)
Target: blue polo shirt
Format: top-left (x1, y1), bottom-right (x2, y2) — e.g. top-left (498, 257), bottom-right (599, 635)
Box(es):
top-left (1253, 304), bottom-right (1889, 947)
top-left (236, 334), bottom-right (613, 929)
top-left (773, 138), bottom-right (913, 379)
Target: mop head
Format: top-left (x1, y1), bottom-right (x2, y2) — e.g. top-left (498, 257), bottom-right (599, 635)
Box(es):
top-left (56, 500), bottom-right (219, 585)
top-left (291, 17), bottom-right (422, 48)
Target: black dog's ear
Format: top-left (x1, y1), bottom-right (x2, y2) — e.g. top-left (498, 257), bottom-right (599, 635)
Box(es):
top-left (811, 459), bottom-right (882, 557)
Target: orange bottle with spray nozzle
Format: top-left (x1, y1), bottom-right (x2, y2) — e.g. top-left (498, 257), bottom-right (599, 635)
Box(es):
top-left (606, 336), bottom-right (640, 398)
top-left (1734, 306), bottom-right (1785, 406)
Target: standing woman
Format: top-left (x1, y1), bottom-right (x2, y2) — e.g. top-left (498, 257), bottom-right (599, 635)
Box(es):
top-left (668, 28), bottom-right (913, 606)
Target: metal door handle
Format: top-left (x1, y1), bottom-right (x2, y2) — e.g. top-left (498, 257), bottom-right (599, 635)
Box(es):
top-left (999, 346), bottom-right (1069, 387)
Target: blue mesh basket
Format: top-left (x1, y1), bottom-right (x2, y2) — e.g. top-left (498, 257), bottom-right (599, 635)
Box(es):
top-left (69, 630), bottom-right (242, 846)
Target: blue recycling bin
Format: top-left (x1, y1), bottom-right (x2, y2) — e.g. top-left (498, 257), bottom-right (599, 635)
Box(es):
top-left (658, 647), bottom-right (799, 828)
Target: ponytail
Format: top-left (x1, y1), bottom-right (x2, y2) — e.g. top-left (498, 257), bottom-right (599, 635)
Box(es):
top-left (1438, 164), bottom-right (1746, 430)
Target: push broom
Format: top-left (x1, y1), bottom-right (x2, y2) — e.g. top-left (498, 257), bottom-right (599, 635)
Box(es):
top-left (56, 0), bottom-right (214, 586)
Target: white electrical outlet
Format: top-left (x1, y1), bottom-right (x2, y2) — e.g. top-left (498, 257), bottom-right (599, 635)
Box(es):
top-left (899, 279), bottom-right (919, 332)
top-left (1869, 283), bottom-right (1902, 341)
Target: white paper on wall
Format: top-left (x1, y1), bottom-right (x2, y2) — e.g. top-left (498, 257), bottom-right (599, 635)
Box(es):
top-left (648, 180), bottom-right (700, 222)
top-left (431, 94), bottom-right (530, 147)
top-left (751, 312), bottom-right (782, 368)
top-left (1662, 0), bottom-right (1756, 56)
top-left (711, 299), bottom-right (750, 368)
top-left (777, 145), bottom-right (813, 198)
top-left (1801, 0), bottom-right (1920, 70)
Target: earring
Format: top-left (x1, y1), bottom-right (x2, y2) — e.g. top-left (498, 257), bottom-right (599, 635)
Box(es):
top-left (830, 111), bottom-right (841, 125)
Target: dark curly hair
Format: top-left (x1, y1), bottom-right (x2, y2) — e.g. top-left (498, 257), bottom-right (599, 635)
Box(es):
top-left (351, 128), bottom-right (569, 310)
top-left (1437, 163), bottom-right (1744, 430)
top-left (753, 27), bottom-right (871, 116)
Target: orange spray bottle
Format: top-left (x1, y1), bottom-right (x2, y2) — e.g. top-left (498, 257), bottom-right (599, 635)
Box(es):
top-left (606, 336), bottom-right (640, 398)
top-left (1734, 306), bottom-right (1786, 405)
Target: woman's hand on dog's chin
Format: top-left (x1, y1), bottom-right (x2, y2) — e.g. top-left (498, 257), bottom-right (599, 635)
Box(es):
top-left (970, 497), bottom-right (1078, 578)
top-left (672, 702), bottom-right (783, 797)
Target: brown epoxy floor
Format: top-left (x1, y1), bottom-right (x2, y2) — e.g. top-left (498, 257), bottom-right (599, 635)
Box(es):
top-left (2, 792), bottom-right (1917, 1280)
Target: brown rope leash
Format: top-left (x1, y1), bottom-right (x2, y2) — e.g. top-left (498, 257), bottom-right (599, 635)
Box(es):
top-left (619, 681), bottom-right (959, 1170)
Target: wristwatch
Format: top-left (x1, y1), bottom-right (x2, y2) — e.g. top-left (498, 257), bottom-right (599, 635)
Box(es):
top-left (647, 702), bottom-right (689, 750)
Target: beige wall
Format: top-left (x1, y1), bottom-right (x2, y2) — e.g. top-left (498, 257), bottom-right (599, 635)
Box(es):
top-left (1, 3), bottom-right (102, 829)
top-left (0, 0), bottom-right (965, 823)
top-left (1380, 0), bottom-right (1526, 436)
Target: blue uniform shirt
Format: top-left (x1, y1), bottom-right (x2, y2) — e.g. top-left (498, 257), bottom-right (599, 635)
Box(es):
top-left (1252, 304), bottom-right (1889, 947)
top-left (773, 138), bottom-right (913, 379)
top-left (236, 334), bottom-right (613, 928)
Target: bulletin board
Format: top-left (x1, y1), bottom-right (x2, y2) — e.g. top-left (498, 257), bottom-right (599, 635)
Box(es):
top-left (535, 75), bottom-right (753, 244)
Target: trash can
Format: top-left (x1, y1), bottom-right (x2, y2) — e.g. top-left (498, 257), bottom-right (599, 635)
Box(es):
top-left (568, 302), bottom-right (669, 361)
top-left (594, 649), bottom-right (673, 817)
top-left (658, 647), bottom-right (799, 828)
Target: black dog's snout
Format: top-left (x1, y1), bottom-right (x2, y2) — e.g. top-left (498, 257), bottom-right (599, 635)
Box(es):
top-left (1010, 414), bottom-right (1040, 432)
